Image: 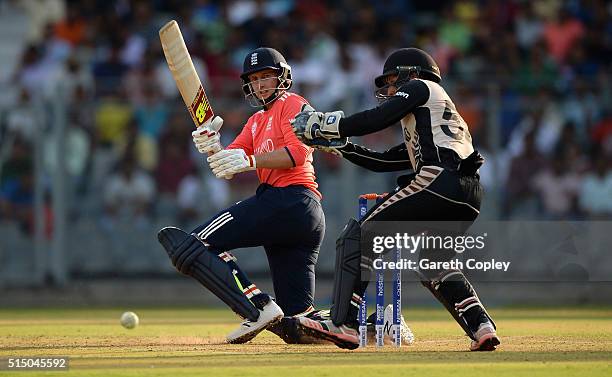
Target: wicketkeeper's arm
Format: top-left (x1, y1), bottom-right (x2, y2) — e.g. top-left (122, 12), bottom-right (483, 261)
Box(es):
top-left (338, 79), bottom-right (430, 137)
top-left (338, 142), bottom-right (413, 172)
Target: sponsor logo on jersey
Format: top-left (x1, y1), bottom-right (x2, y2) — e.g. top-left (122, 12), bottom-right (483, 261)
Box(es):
top-left (255, 138), bottom-right (274, 154)
top-left (395, 91), bottom-right (410, 99)
top-left (251, 122), bottom-right (257, 137)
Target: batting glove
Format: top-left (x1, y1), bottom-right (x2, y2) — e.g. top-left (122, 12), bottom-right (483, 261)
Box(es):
top-left (192, 115), bottom-right (224, 154)
top-left (291, 110), bottom-right (344, 140)
top-left (207, 148), bottom-right (256, 179)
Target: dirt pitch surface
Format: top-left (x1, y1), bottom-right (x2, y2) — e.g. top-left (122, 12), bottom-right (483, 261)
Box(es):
top-left (1, 307), bottom-right (611, 376)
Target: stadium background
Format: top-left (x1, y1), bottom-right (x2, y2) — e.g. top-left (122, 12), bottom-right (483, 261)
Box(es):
top-left (0, 0), bottom-right (611, 306)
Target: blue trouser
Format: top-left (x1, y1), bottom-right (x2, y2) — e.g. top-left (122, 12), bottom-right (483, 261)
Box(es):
top-left (192, 184), bottom-right (325, 316)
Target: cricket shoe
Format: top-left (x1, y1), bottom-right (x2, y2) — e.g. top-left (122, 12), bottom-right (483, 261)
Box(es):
top-left (295, 316), bottom-right (359, 350)
top-left (469, 321), bottom-right (500, 351)
top-left (227, 300), bottom-right (284, 344)
top-left (366, 304), bottom-right (415, 345)
top-left (268, 308), bottom-right (330, 344)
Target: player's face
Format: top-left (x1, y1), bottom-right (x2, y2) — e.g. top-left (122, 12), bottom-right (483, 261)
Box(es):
top-left (248, 69), bottom-right (280, 100)
top-left (384, 74), bottom-right (399, 96)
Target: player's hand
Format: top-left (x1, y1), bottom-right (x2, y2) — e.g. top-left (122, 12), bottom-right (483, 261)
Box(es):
top-left (207, 148), bottom-right (256, 179)
top-left (291, 110), bottom-right (344, 140)
top-left (192, 116), bottom-right (224, 154)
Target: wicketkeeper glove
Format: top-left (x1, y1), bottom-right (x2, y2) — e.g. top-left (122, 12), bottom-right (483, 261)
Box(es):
top-left (302, 137), bottom-right (349, 156)
top-left (291, 110), bottom-right (344, 140)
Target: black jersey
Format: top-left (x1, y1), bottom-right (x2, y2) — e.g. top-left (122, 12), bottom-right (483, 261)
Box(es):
top-left (337, 79), bottom-right (474, 172)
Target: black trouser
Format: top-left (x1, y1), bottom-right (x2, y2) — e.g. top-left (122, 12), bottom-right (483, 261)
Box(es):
top-left (343, 166), bottom-right (491, 334)
top-left (192, 184), bottom-right (325, 316)
top-left (361, 166), bottom-right (482, 223)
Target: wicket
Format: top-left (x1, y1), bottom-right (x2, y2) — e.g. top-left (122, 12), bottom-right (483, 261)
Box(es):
top-left (358, 194), bottom-right (402, 348)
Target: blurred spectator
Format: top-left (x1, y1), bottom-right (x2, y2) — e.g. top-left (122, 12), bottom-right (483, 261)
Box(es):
top-left (514, 2), bottom-right (543, 52)
top-left (438, 8), bottom-right (472, 54)
top-left (554, 123), bottom-right (590, 174)
top-left (504, 131), bottom-right (546, 217)
top-left (94, 93), bottom-right (133, 148)
top-left (579, 153), bottom-right (612, 218)
top-left (124, 51), bottom-right (160, 106)
top-left (542, 8), bottom-right (585, 64)
top-left (562, 81), bottom-right (600, 139)
top-left (102, 156), bottom-right (155, 227)
top-left (532, 155), bottom-right (582, 219)
top-left (115, 118), bottom-right (158, 172)
top-left (51, 55), bottom-right (95, 103)
top-left (0, 139), bottom-right (37, 234)
top-left (156, 140), bottom-right (195, 195)
top-left (176, 168), bottom-right (230, 225)
top-left (53, 3), bottom-right (86, 46)
top-left (134, 84), bottom-right (169, 140)
top-left (2, 0), bottom-right (611, 233)
top-left (514, 42), bottom-right (559, 94)
top-left (93, 43), bottom-right (128, 96)
top-left (591, 113), bottom-right (612, 155)
top-left (5, 89), bottom-right (37, 142)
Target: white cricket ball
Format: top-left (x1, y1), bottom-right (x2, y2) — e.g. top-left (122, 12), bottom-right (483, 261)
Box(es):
top-left (120, 311), bottom-right (139, 329)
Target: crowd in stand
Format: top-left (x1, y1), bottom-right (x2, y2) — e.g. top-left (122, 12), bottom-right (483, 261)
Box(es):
top-left (1, 0), bottom-right (611, 237)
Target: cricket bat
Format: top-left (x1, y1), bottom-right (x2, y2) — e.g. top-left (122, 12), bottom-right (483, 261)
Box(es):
top-left (159, 20), bottom-right (221, 149)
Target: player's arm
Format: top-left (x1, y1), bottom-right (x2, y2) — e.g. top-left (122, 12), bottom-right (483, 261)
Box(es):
top-left (253, 149), bottom-right (294, 169)
top-left (207, 139), bottom-right (296, 177)
top-left (276, 100), bottom-right (314, 169)
top-left (339, 80), bottom-right (429, 136)
top-left (292, 80), bottom-right (430, 139)
top-left (223, 113), bottom-right (303, 170)
top-left (207, 112), bottom-right (299, 177)
top-left (338, 142), bottom-right (412, 172)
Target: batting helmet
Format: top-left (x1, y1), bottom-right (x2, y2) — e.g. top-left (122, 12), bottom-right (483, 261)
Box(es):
top-left (241, 47), bottom-right (292, 107)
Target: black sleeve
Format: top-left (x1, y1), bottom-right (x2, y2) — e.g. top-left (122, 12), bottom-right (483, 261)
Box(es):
top-left (338, 79), bottom-right (430, 137)
top-left (338, 142), bottom-right (412, 172)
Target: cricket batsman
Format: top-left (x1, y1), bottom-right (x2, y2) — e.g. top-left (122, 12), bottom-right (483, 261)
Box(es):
top-left (292, 48), bottom-right (500, 351)
top-left (158, 47), bottom-right (325, 344)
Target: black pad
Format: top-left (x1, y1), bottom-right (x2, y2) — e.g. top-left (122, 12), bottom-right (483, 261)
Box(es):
top-left (158, 227), bottom-right (260, 321)
top-left (419, 269), bottom-right (496, 340)
top-left (331, 218), bottom-right (363, 325)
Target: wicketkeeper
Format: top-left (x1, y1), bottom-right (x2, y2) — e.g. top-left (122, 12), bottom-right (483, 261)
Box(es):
top-left (291, 48), bottom-right (500, 351)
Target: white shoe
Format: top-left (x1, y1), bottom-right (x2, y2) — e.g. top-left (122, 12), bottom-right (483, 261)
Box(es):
top-left (469, 321), bottom-right (500, 351)
top-left (226, 300), bottom-right (284, 344)
top-left (384, 304), bottom-right (414, 345)
top-left (367, 304), bottom-right (415, 345)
